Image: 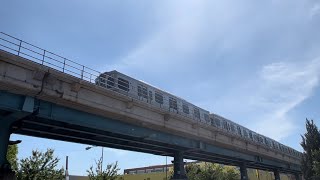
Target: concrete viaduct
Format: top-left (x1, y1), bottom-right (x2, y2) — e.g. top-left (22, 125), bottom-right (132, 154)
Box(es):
top-left (0, 32), bottom-right (302, 180)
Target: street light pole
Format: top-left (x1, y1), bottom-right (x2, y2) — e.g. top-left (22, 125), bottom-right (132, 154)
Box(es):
top-left (86, 146), bottom-right (104, 173)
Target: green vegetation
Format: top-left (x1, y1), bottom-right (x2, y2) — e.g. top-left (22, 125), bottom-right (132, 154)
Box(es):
top-left (16, 149), bottom-right (64, 180)
top-left (182, 162), bottom-right (240, 180)
top-left (7, 144), bottom-right (18, 171)
top-left (87, 158), bottom-right (120, 180)
top-left (301, 119), bottom-right (320, 180)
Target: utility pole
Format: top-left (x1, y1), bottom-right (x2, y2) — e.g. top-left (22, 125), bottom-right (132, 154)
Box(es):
top-left (65, 156), bottom-right (69, 180)
top-left (101, 147), bottom-right (104, 172)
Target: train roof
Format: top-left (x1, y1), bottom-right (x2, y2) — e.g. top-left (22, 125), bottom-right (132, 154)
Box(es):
top-left (105, 70), bottom-right (209, 112)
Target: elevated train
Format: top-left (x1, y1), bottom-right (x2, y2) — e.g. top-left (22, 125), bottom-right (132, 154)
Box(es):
top-left (96, 70), bottom-right (302, 158)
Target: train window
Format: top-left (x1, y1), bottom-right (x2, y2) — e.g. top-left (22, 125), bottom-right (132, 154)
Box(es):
top-left (138, 85), bottom-right (148, 98)
top-left (243, 129), bottom-right (248, 138)
top-left (258, 136), bottom-right (263, 143)
top-left (210, 118), bottom-right (215, 126)
top-left (204, 114), bottom-right (209, 123)
top-left (230, 124), bottom-right (235, 133)
top-left (214, 119), bottom-right (221, 127)
top-left (265, 138), bottom-right (268, 146)
top-left (249, 131), bottom-right (253, 140)
top-left (149, 91), bottom-right (153, 101)
top-left (253, 134), bottom-right (258, 142)
top-left (118, 78), bottom-right (129, 92)
top-left (194, 108), bottom-right (200, 119)
top-left (227, 123), bottom-right (231, 131)
top-left (107, 77), bottom-right (115, 88)
top-left (223, 121), bottom-right (228, 130)
top-left (237, 126), bottom-right (242, 136)
top-left (182, 104), bottom-right (189, 114)
top-left (169, 97), bottom-right (177, 110)
top-left (155, 92), bottom-right (163, 104)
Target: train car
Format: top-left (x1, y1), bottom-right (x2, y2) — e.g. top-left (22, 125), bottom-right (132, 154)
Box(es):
top-left (95, 70), bottom-right (301, 158)
top-left (95, 71), bottom-right (210, 123)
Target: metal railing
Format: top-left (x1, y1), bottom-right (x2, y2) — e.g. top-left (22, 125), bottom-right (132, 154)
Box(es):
top-left (0, 32), bottom-right (101, 83)
top-left (0, 32), bottom-right (202, 121)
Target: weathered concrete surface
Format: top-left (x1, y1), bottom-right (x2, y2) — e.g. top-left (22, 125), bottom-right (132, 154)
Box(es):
top-left (0, 50), bottom-right (301, 167)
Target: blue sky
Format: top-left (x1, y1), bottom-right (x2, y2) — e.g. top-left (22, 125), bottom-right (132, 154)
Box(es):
top-left (1, 0), bottom-right (320, 176)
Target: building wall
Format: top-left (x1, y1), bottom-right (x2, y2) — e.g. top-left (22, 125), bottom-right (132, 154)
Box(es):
top-left (123, 169), bottom-right (296, 180)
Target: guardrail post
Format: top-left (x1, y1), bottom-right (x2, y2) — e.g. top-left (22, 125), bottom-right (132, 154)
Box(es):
top-left (17, 40), bottom-right (22, 56)
top-left (63, 58), bottom-right (66, 73)
top-left (42, 50), bottom-right (46, 65)
top-left (81, 65), bottom-right (84, 79)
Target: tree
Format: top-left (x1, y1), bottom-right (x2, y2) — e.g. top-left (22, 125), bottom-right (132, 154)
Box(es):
top-left (7, 144), bottom-right (18, 171)
top-left (16, 149), bottom-right (64, 180)
top-left (301, 119), bottom-right (320, 180)
top-left (312, 150), bottom-right (320, 179)
top-left (179, 162), bottom-right (240, 180)
top-left (87, 158), bottom-right (120, 180)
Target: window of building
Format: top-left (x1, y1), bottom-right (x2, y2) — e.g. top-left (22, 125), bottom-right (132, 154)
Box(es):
top-left (182, 103), bottom-right (189, 114)
top-left (138, 85), bottom-right (147, 98)
top-left (155, 92), bottom-right (163, 104)
top-left (194, 108), bottom-right (200, 119)
top-left (137, 170), bottom-right (145, 174)
top-left (169, 97), bottom-right (177, 110)
top-left (118, 78), bottom-right (129, 92)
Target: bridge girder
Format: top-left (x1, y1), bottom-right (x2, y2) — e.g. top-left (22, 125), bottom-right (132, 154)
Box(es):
top-left (0, 91), bottom-right (301, 175)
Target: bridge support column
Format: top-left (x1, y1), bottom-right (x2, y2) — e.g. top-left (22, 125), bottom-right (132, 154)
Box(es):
top-left (239, 163), bottom-right (248, 180)
top-left (274, 169), bottom-right (280, 180)
top-left (171, 151), bottom-right (187, 180)
top-left (0, 119), bottom-right (16, 180)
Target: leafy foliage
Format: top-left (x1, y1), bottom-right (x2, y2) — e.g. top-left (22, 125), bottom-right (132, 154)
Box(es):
top-left (87, 158), bottom-right (120, 180)
top-left (301, 119), bottom-right (320, 180)
top-left (312, 149), bottom-right (320, 179)
top-left (180, 162), bottom-right (240, 180)
top-left (16, 149), bottom-right (64, 180)
top-left (7, 144), bottom-right (18, 171)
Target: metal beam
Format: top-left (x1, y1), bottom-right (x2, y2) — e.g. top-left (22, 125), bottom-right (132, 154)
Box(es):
top-left (0, 91), bottom-right (301, 173)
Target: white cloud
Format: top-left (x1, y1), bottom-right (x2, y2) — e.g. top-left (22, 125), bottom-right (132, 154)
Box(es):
top-left (105, 148), bottom-right (129, 157)
top-left (100, 0), bottom-right (320, 143)
top-left (310, 3), bottom-right (320, 19)
top-left (248, 59), bottom-right (320, 140)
